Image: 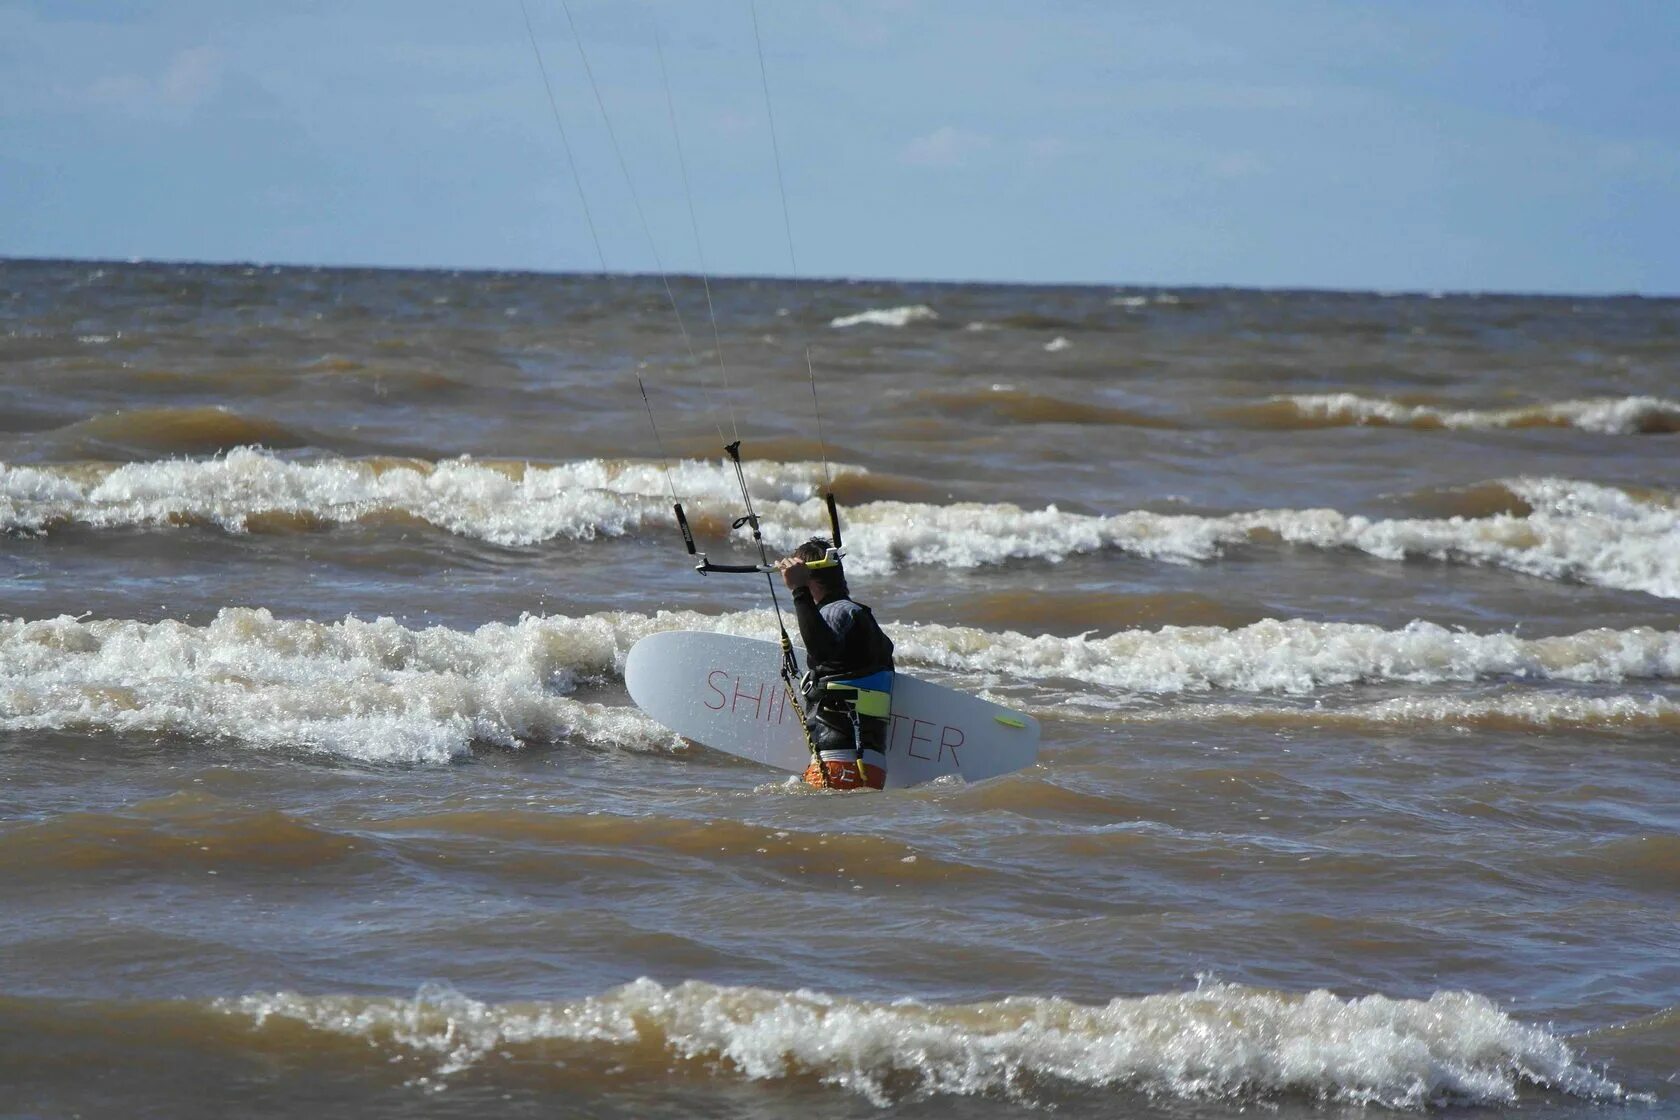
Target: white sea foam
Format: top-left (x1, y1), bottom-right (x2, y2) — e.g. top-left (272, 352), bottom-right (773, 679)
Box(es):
top-left (895, 617), bottom-right (1680, 694)
top-left (4, 453), bottom-right (1677, 597)
top-left (220, 977), bottom-right (1626, 1107)
top-left (1272, 393), bottom-right (1680, 435)
top-left (0, 448), bottom-right (844, 545)
top-left (828, 304), bottom-right (938, 329)
top-left (1058, 693), bottom-right (1680, 732)
top-left (4, 609), bottom-right (1673, 760)
top-left (1044, 335), bottom-right (1072, 352)
top-left (0, 608), bottom-right (683, 764)
top-left (786, 478), bottom-right (1680, 597)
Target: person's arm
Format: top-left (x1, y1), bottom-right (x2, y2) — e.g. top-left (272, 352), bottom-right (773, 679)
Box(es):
top-left (790, 584), bottom-right (846, 666)
top-left (781, 559), bottom-right (848, 667)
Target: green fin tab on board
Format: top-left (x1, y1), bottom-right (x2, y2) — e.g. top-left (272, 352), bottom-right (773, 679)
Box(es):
top-left (994, 715), bottom-right (1027, 728)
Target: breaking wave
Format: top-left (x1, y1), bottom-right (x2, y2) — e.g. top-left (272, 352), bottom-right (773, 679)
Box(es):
top-left (4, 451), bottom-right (1677, 596)
top-left (894, 616), bottom-right (1680, 693)
top-left (817, 476), bottom-right (1680, 597)
top-left (3, 608), bottom-right (1674, 761)
top-left (0, 448), bottom-right (850, 543)
top-left (1238, 393), bottom-right (1680, 435)
top-left (1112, 291), bottom-right (1184, 309)
top-left (218, 977), bottom-right (1628, 1108)
top-left (1068, 693), bottom-right (1680, 733)
top-left (0, 608), bottom-right (680, 764)
top-left (828, 304), bottom-right (938, 329)
top-left (803, 477), bottom-right (1680, 598)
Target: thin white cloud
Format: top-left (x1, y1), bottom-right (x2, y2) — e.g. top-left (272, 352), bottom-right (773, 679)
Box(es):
top-left (82, 73), bottom-right (150, 108)
top-left (1209, 151), bottom-right (1269, 179)
top-left (902, 125), bottom-right (993, 167)
top-left (160, 46), bottom-right (224, 109)
top-left (1026, 135), bottom-right (1068, 165)
top-left (1596, 139), bottom-right (1680, 180)
top-left (713, 110), bottom-right (758, 136)
top-left (78, 45), bottom-right (224, 120)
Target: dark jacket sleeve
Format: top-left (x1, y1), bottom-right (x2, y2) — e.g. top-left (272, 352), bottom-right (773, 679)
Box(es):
top-left (791, 586), bottom-right (847, 670)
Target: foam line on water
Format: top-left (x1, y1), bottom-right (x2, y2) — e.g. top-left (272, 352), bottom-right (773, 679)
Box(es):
top-left (3, 609), bottom-right (1674, 761)
top-left (0, 448), bottom-right (844, 544)
top-left (1043, 692), bottom-right (1680, 733)
top-left (892, 616), bottom-right (1680, 693)
top-left (218, 977), bottom-right (1630, 1107)
top-left (0, 609), bottom-right (684, 764)
top-left (828, 304), bottom-right (938, 328)
top-left (7, 452), bottom-right (1676, 598)
top-left (1263, 393), bottom-right (1680, 434)
top-left (797, 477), bottom-right (1680, 597)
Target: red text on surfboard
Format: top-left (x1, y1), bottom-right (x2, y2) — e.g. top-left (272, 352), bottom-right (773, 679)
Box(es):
top-left (890, 714), bottom-right (963, 763)
top-left (704, 670), bottom-right (794, 725)
top-left (701, 670), bottom-right (966, 762)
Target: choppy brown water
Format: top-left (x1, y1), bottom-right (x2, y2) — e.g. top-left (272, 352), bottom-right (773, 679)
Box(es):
top-left (2, 259), bottom-right (1678, 1118)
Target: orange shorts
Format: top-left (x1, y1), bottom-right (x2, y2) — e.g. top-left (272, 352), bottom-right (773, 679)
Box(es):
top-left (802, 757), bottom-right (886, 790)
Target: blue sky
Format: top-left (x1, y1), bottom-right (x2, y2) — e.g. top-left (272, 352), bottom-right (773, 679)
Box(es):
top-left (3, 1), bottom-right (1677, 293)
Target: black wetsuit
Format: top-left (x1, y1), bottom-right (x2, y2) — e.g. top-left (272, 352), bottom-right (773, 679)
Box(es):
top-left (789, 584), bottom-right (894, 757)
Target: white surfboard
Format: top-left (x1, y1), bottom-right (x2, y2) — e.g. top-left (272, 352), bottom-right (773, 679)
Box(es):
top-left (625, 631), bottom-right (1040, 788)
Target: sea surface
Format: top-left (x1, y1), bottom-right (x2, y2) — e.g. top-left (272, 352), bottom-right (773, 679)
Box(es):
top-left (1, 258), bottom-right (1677, 1118)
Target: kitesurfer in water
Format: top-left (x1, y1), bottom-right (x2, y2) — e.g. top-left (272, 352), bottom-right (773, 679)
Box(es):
top-left (777, 538), bottom-right (895, 790)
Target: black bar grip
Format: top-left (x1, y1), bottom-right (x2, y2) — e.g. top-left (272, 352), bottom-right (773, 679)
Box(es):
top-left (674, 503), bottom-right (697, 555)
top-left (695, 560), bottom-right (770, 575)
top-left (824, 492), bottom-right (842, 549)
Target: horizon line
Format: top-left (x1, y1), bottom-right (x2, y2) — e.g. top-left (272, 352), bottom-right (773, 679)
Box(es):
top-left (2, 253), bottom-right (1673, 303)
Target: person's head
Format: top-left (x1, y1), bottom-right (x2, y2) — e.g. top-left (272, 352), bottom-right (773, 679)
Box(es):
top-left (792, 537), bottom-right (848, 599)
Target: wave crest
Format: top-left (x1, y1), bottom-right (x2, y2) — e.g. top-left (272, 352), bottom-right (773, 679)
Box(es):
top-left (3, 609), bottom-right (1674, 760)
top-left (1241, 394), bottom-right (1680, 435)
top-left (828, 304), bottom-right (938, 329)
top-left (0, 608), bottom-right (688, 763)
top-left (813, 477), bottom-right (1680, 598)
top-left (4, 453), bottom-right (1677, 597)
top-left (896, 617), bottom-right (1680, 693)
top-left (0, 448), bottom-right (853, 544)
top-left (219, 978), bottom-right (1627, 1107)
top-left (1075, 693), bottom-right (1680, 733)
